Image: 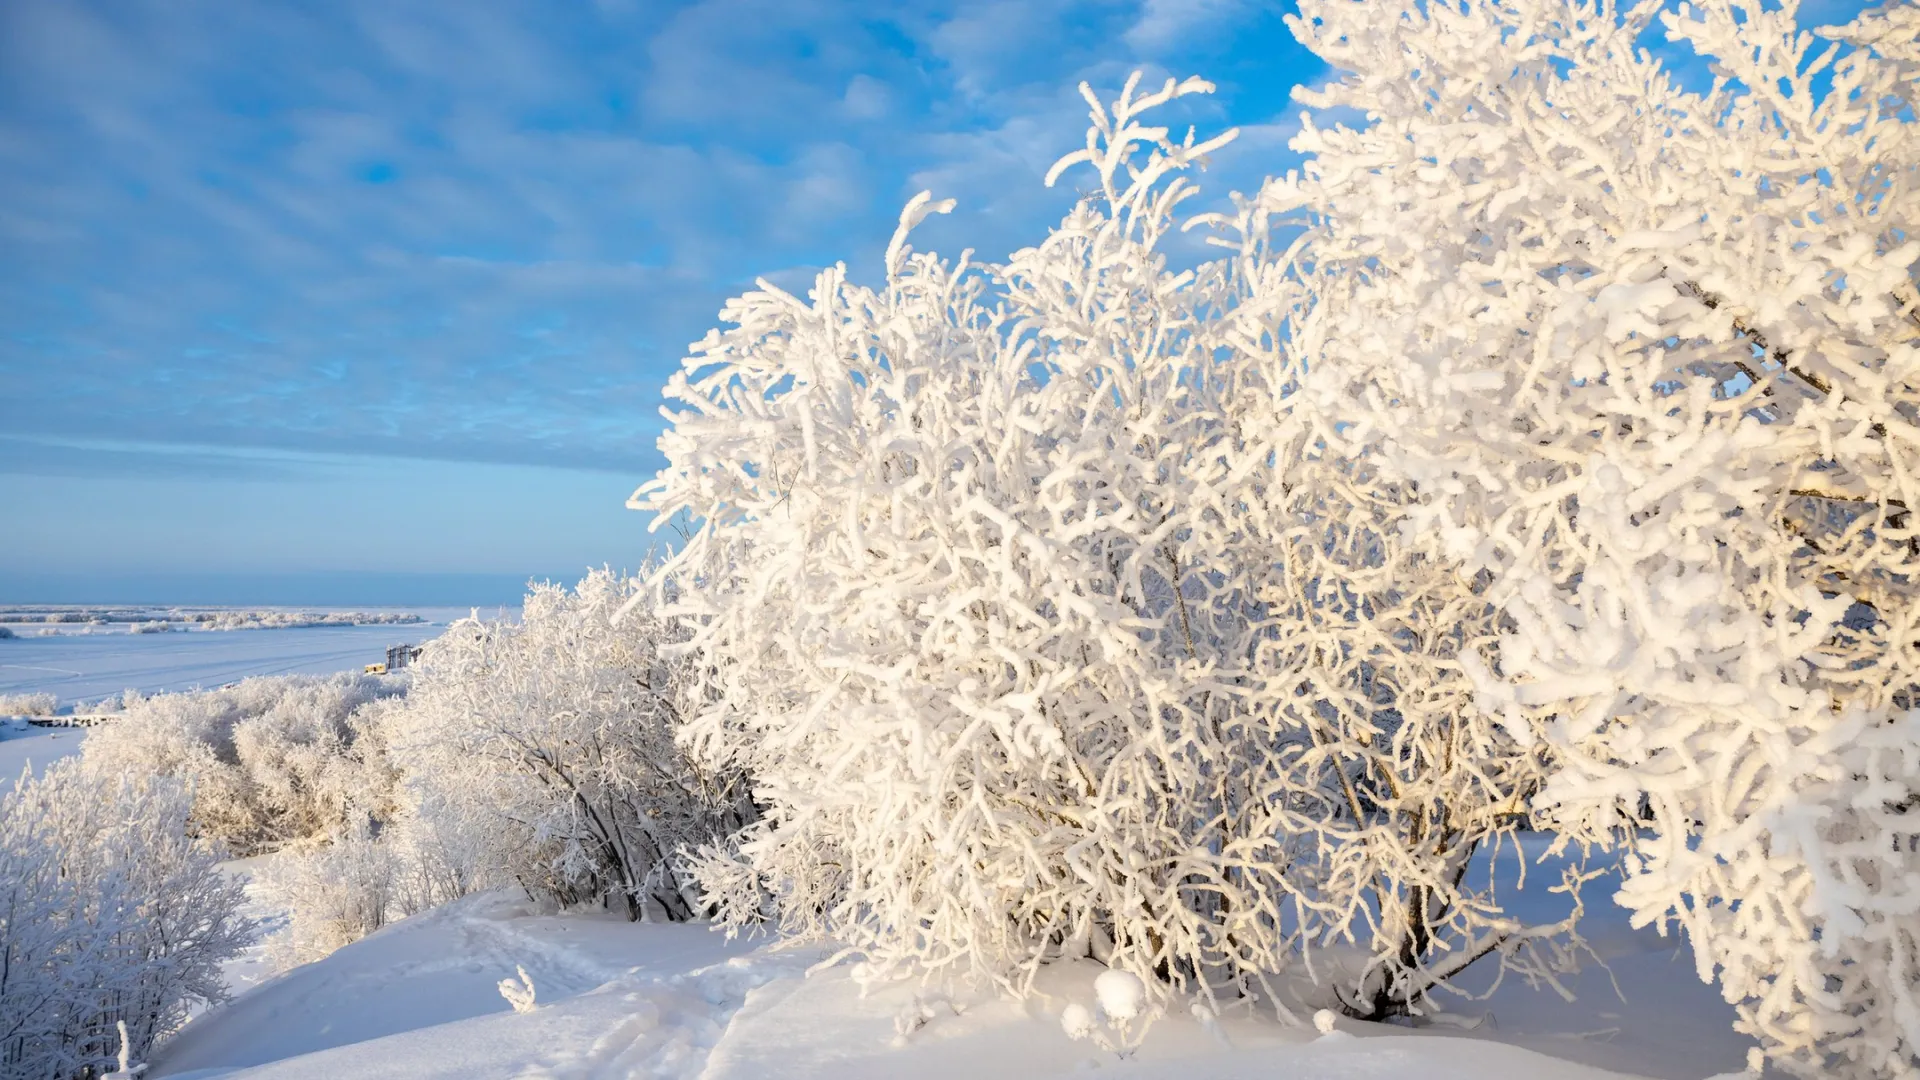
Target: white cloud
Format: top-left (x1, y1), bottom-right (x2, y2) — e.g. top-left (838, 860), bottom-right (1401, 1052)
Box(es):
top-left (0, 0), bottom-right (1322, 473)
top-left (841, 74), bottom-right (890, 121)
top-left (1123, 0), bottom-right (1252, 54)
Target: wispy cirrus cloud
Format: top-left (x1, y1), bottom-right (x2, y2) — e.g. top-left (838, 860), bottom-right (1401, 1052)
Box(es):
top-left (0, 0), bottom-right (1330, 583)
top-left (1, 0), bottom-right (1323, 479)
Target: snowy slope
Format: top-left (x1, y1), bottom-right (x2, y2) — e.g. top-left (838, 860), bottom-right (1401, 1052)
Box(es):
top-left (149, 874), bottom-right (1756, 1080)
top-left (710, 961), bottom-right (1667, 1080)
top-left (148, 891), bottom-right (784, 1079)
top-left (701, 943), bottom-right (1745, 1080)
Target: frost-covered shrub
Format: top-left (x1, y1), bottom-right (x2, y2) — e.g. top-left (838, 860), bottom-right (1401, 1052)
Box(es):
top-left (83, 691), bottom-right (135, 715)
top-left (228, 573), bottom-right (739, 966)
top-left (253, 822), bottom-right (399, 969)
top-left (82, 673), bottom-right (403, 855)
top-left (642, 78), bottom-right (1294, 999)
top-left (372, 570), bottom-right (751, 922)
top-left (638, 76), bottom-right (1573, 1014)
top-left (1221, 448), bottom-right (1581, 1018)
top-left (1264, 0), bottom-right (1920, 1073)
top-left (0, 758), bottom-right (251, 1080)
top-left (250, 788), bottom-right (498, 969)
top-left (0, 692), bottom-right (54, 717)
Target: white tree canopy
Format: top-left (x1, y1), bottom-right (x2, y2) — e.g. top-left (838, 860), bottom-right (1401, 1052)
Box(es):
top-left (641, 71), bottom-right (1583, 1020)
top-left (1266, 0), bottom-right (1919, 1073)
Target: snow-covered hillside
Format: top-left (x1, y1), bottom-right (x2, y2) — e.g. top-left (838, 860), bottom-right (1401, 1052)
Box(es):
top-left (147, 868), bottom-right (1754, 1080)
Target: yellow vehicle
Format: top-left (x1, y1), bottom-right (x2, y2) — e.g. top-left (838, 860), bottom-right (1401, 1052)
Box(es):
top-left (364, 662), bottom-right (388, 674)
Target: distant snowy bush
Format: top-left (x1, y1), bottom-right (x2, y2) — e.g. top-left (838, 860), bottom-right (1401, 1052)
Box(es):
top-left (371, 569), bottom-right (752, 923)
top-left (103, 573), bottom-right (737, 969)
top-left (184, 610), bottom-right (424, 632)
top-left (250, 696), bottom-right (510, 969)
top-left (0, 758), bottom-right (250, 1080)
top-left (0, 692), bottom-right (55, 717)
top-left (252, 820), bottom-right (401, 968)
top-left (84, 691), bottom-right (135, 715)
top-left (82, 672), bottom-right (404, 855)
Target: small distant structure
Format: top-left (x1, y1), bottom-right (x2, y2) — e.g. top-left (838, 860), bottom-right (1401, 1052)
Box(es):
top-left (26, 714), bottom-right (116, 728)
top-left (365, 643), bottom-right (423, 675)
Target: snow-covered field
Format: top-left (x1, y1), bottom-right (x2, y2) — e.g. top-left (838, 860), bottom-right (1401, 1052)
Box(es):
top-left (0, 606), bottom-right (480, 706)
top-left (147, 848), bottom-right (1756, 1080)
top-left (0, 717), bottom-right (87, 790)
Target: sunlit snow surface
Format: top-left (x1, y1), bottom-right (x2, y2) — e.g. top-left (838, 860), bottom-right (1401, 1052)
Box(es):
top-left (0, 719), bottom-right (86, 791)
top-left (0, 607), bottom-right (481, 705)
top-left (150, 890), bottom-right (774, 1080)
top-left (149, 839), bottom-right (1757, 1080)
top-left (6, 622), bottom-right (1763, 1079)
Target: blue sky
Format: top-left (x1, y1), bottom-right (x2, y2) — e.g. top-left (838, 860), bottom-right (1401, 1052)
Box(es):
top-left (0, 0), bottom-right (1875, 603)
top-left (0, 0), bottom-right (1320, 602)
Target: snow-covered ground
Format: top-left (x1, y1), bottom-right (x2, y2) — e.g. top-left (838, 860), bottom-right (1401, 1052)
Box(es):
top-left (0, 717), bottom-right (88, 790)
top-left (208, 856), bottom-right (294, 1005)
top-left (0, 606), bottom-right (482, 706)
top-left (149, 890), bottom-right (779, 1080)
top-left (1, 617), bottom-right (1766, 1080)
top-left (148, 844), bottom-right (1757, 1080)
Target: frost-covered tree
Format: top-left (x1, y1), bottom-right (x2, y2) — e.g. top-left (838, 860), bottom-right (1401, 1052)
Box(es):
top-left (0, 759), bottom-right (250, 1080)
top-left (640, 74), bottom-right (1578, 1016)
top-left (1265, 0), bottom-right (1919, 1072)
top-left (375, 569), bottom-right (751, 922)
top-left (642, 77), bottom-right (1284, 999)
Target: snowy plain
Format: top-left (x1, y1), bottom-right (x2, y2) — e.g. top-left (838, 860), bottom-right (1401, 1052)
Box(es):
top-left (0, 606), bottom-right (485, 707)
top-left (147, 843), bottom-right (1760, 1080)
